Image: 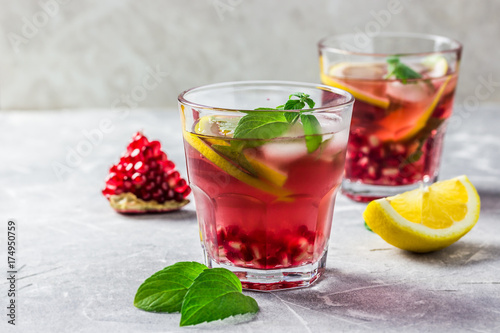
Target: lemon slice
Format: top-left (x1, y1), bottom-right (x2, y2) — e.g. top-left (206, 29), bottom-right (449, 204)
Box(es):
top-left (194, 115), bottom-right (236, 146)
top-left (181, 109), bottom-right (292, 198)
top-left (422, 55), bottom-right (448, 78)
top-left (243, 151), bottom-right (287, 187)
top-left (363, 175), bottom-right (481, 253)
top-left (320, 58), bottom-right (390, 109)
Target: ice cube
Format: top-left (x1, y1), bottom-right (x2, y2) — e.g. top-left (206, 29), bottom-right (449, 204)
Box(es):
top-left (282, 122), bottom-right (304, 138)
top-left (315, 113), bottom-right (345, 134)
top-left (260, 140), bottom-right (308, 166)
top-left (319, 128), bottom-right (349, 161)
top-left (386, 81), bottom-right (431, 103)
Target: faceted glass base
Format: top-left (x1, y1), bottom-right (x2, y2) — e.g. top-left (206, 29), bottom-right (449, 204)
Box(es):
top-left (203, 247), bottom-right (328, 291)
top-left (341, 176), bottom-right (437, 202)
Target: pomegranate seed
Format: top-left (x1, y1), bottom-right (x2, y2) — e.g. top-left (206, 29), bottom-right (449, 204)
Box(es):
top-left (174, 179), bottom-right (187, 193)
top-left (143, 146), bottom-right (154, 159)
top-left (150, 140), bottom-right (161, 154)
top-left (131, 172), bottom-right (144, 185)
top-left (167, 171), bottom-right (180, 187)
top-left (358, 157), bottom-right (369, 168)
top-left (368, 135), bottom-right (380, 147)
top-left (159, 152), bottom-right (168, 161)
top-left (134, 161), bottom-right (143, 171)
top-left (161, 160), bottom-right (175, 172)
top-left (174, 192), bottom-right (184, 202)
top-left (130, 148), bottom-right (141, 158)
top-left (123, 180), bottom-right (132, 190)
top-left (145, 181), bottom-right (155, 191)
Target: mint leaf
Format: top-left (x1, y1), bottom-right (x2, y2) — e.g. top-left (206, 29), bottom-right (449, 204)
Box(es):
top-left (284, 112), bottom-right (299, 124)
top-left (253, 107), bottom-right (277, 111)
top-left (180, 268), bottom-right (259, 326)
top-left (233, 112), bottom-right (289, 140)
top-left (304, 97), bottom-right (315, 109)
top-left (300, 114), bottom-right (322, 153)
top-left (212, 144), bottom-right (256, 175)
top-left (386, 56), bottom-right (422, 84)
top-left (134, 262), bottom-right (207, 313)
top-left (284, 99), bottom-right (305, 110)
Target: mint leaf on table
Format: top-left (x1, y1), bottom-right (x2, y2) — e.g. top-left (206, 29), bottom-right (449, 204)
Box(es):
top-left (385, 56), bottom-right (422, 84)
top-left (134, 261), bottom-right (207, 313)
top-left (180, 268), bottom-right (259, 327)
top-left (300, 114), bottom-right (322, 153)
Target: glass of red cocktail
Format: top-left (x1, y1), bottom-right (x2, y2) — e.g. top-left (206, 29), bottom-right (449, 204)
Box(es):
top-left (178, 81), bottom-right (353, 290)
top-left (319, 33), bottom-right (462, 202)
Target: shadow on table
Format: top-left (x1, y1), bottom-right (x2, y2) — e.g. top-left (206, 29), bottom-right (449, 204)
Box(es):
top-left (266, 268), bottom-right (495, 330)
top-left (398, 241), bottom-right (500, 267)
top-left (119, 208), bottom-right (197, 222)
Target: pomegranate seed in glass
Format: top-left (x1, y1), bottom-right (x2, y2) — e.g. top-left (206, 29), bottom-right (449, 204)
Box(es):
top-left (318, 33), bottom-right (462, 202)
top-left (178, 81), bottom-right (353, 290)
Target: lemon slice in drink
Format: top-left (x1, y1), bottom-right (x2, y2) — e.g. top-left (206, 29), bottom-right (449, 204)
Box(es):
top-left (182, 110), bottom-right (291, 197)
top-left (320, 59), bottom-right (390, 109)
top-left (363, 175), bottom-right (480, 253)
top-left (422, 55), bottom-right (449, 78)
top-left (194, 115), bottom-right (237, 146)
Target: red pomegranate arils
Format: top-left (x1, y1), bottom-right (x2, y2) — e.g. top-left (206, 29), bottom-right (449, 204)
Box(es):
top-left (102, 132), bottom-right (190, 213)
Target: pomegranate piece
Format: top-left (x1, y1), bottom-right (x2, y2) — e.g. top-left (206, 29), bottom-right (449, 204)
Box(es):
top-left (102, 132), bottom-right (190, 213)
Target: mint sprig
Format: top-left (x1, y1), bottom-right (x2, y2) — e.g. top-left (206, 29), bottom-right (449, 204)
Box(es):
top-left (134, 262), bottom-right (259, 327)
top-left (385, 56), bottom-right (422, 83)
top-left (233, 92), bottom-right (322, 153)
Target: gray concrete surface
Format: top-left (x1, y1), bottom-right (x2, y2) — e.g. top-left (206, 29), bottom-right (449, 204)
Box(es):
top-left (1, 106), bottom-right (499, 332)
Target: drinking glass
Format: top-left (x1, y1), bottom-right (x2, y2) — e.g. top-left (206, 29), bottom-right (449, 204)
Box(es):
top-left (178, 81), bottom-right (353, 290)
top-left (319, 33), bottom-right (462, 202)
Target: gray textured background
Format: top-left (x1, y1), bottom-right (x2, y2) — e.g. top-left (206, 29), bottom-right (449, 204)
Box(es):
top-left (1, 0), bottom-right (499, 110)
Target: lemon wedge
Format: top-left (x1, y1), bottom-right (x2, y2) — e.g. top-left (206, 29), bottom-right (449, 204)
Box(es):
top-left (363, 175), bottom-right (480, 253)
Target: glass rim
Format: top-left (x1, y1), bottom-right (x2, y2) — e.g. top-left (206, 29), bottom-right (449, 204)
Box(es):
top-left (318, 32), bottom-right (463, 57)
top-left (177, 80), bottom-right (355, 113)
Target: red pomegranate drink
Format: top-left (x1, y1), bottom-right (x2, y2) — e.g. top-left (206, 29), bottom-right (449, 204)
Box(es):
top-left (178, 81), bottom-right (353, 290)
top-left (319, 33), bottom-right (462, 201)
